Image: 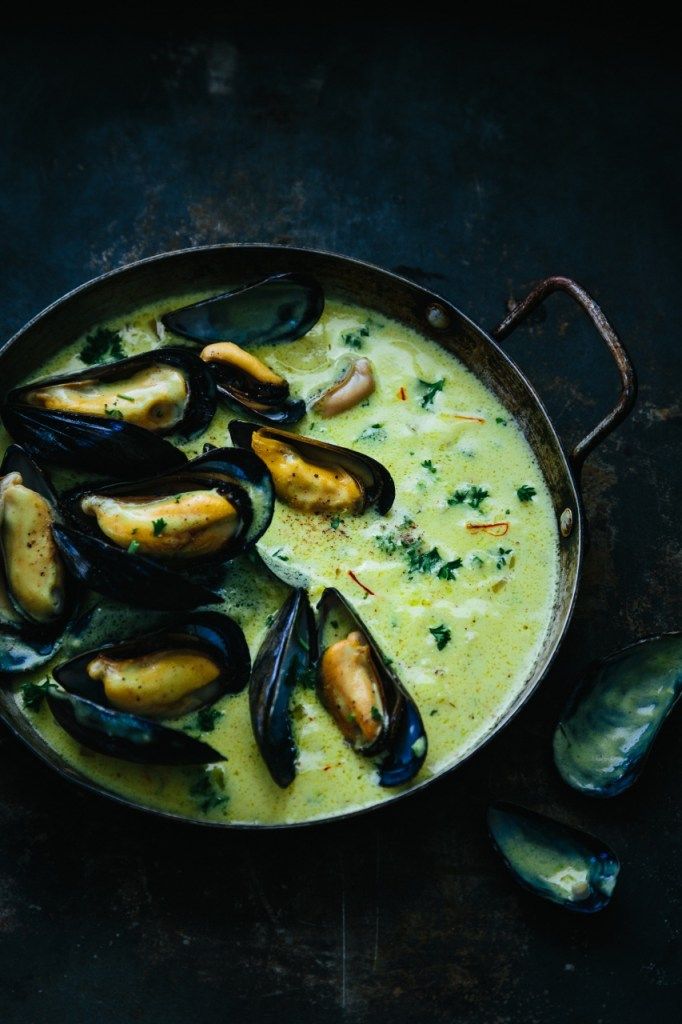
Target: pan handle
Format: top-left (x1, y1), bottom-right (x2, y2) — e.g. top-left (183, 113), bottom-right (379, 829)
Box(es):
top-left (490, 276), bottom-right (637, 473)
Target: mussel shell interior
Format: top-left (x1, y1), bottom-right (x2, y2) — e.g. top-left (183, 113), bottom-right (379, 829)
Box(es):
top-left (52, 611), bottom-right (251, 707)
top-left (316, 587), bottom-right (427, 784)
top-left (162, 273), bottom-right (325, 346)
top-left (249, 588), bottom-right (317, 788)
top-left (487, 803), bottom-right (620, 913)
top-left (553, 632), bottom-right (682, 797)
top-left (228, 421), bottom-right (395, 515)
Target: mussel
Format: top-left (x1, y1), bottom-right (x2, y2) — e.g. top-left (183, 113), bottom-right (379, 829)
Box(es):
top-left (249, 588), bottom-right (317, 788)
top-left (0, 445), bottom-right (76, 673)
top-left (487, 803), bottom-right (620, 913)
top-left (1, 348), bottom-right (216, 476)
top-left (317, 588), bottom-right (427, 786)
top-left (54, 447), bottom-right (275, 611)
top-left (46, 612), bottom-right (249, 764)
top-left (553, 633), bottom-right (682, 797)
top-left (200, 342), bottom-right (305, 425)
top-left (312, 357), bottom-right (375, 418)
top-left (162, 273), bottom-right (324, 346)
top-left (228, 421), bottom-right (395, 516)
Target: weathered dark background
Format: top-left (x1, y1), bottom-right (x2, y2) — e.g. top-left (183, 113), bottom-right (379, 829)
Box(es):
top-left (1, 17), bottom-right (680, 1024)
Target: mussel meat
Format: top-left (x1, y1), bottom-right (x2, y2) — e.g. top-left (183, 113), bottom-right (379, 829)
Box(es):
top-left (312, 357), bottom-right (375, 418)
top-left (54, 447), bottom-right (274, 611)
top-left (553, 632), bottom-right (682, 797)
top-left (47, 612), bottom-right (249, 764)
top-left (200, 342), bottom-right (305, 425)
top-left (317, 588), bottom-right (427, 786)
top-left (1, 348), bottom-right (216, 476)
top-left (0, 445), bottom-right (76, 673)
top-left (162, 273), bottom-right (324, 346)
top-left (487, 803), bottom-right (620, 913)
top-left (249, 588), bottom-right (317, 788)
top-left (228, 421), bottom-right (395, 516)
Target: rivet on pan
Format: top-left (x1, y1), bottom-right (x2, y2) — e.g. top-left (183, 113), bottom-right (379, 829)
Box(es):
top-left (560, 508), bottom-right (573, 537)
top-left (425, 303), bottom-right (450, 330)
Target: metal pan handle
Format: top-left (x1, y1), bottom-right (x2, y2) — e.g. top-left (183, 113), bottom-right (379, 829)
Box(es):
top-left (491, 276), bottom-right (637, 474)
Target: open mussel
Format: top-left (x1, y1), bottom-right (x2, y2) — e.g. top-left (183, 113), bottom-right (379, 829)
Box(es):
top-left (249, 588), bottom-right (317, 788)
top-left (54, 447), bottom-right (274, 611)
top-left (46, 612), bottom-right (249, 764)
top-left (316, 588), bottom-right (427, 786)
top-left (1, 348), bottom-right (216, 476)
top-left (0, 445), bottom-right (77, 673)
top-left (487, 803), bottom-right (620, 913)
top-left (228, 421), bottom-right (395, 516)
top-left (553, 633), bottom-right (682, 797)
top-left (162, 272), bottom-right (324, 346)
top-left (200, 342), bottom-right (305, 425)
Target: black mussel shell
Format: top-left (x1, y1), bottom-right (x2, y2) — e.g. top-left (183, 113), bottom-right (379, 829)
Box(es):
top-left (1, 347), bottom-right (216, 476)
top-left (46, 612), bottom-right (249, 765)
top-left (228, 421), bottom-right (395, 515)
top-left (249, 589), bottom-right (317, 788)
top-left (553, 632), bottom-right (682, 797)
top-left (46, 690), bottom-right (224, 765)
top-left (316, 588), bottom-right (427, 786)
top-left (487, 803), bottom-right (620, 913)
top-left (52, 525), bottom-right (222, 611)
top-left (162, 273), bottom-right (324, 346)
top-left (0, 445), bottom-right (78, 673)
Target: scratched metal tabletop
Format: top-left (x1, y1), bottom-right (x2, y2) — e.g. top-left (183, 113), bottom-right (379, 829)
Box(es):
top-left (1, 20), bottom-right (680, 1024)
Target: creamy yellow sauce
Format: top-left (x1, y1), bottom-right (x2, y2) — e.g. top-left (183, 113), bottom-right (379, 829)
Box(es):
top-left (1, 294), bottom-right (559, 824)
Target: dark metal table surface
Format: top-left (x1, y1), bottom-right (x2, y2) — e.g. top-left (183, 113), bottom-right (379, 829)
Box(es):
top-left (1, 19), bottom-right (680, 1024)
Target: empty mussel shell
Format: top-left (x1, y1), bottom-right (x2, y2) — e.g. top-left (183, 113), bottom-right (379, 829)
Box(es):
top-left (0, 445), bottom-right (77, 673)
top-left (162, 273), bottom-right (324, 346)
top-left (46, 612), bottom-right (249, 764)
top-left (228, 421), bottom-right (395, 516)
top-left (316, 587), bottom-right (427, 786)
top-left (249, 588), bottom-right (317, 788)
top-left (487, 803), bottom-right (620, 913)
top-left (1, 347), bottom-right (216, 476)
top-left (200, 342), bottom-right (305, 425)
top-left (553, 632), bottom-right (682, 797)
top-left (54, 447), bottom-right (274, 611)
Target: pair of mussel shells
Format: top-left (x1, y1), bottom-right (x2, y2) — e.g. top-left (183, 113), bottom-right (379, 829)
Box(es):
top-left (0, 274), bottom-right (326, 474)
top-left (250, 587), bottom-right (427, 790)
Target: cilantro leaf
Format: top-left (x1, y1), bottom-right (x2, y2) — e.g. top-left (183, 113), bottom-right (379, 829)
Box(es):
top-left (429, 624), bottom-right (452, 650)
top-left (152, 518), bottom-right (167, 536)
top-left (517, 484), bottom-right (537, 502)
top-left (418, 378), bottom-right (445, 408)
top-left (79, 328), bottom-right (126, 366)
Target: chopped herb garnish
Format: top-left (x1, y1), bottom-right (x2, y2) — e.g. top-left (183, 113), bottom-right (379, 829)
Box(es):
top-left (357, 423), bottom-right (386, 442)
top-left (105, 406), bottom-right (123, 419)
top-left (421, 459), bottom-right (437, 474)
top-left (496, 547), bottom-right (513, 569)
top-left (418, 378), bottom-right (445, 408)
top-left (79, 327), bottom-right (126, 366)
top-left (447, 484), bottom-right (489, 510)
top-left (342, 324), bottom-right (370, 349)
top-left (517, 484), bottom-right (537, 502)
top-left (330, 515), bottom-right (343, 530)
top-left (116, 393), bottom-right (135, 402)
top-left (194, 707), bottom-right (223, 732)
top-left (495, 416), bottom-right (507, 425)
top-left (429, 708), bottom-right (439, 716)
top-left (188, 769), bottom-right (228, 813)
top-left (375, 532), bottom-right (398, 554)
top-left (127, 539), bottom-right (140, 555)
top-left (152, 518), bottom-right (167, 536)
top-left (370, 705), bottom-right (383, 723)
top-left (438, 558), bottom-right (463, 580)
top-left (429, 624), bottom-right (452, 650)
top-left (407, 545), bottom-right (441, 575)
top-left (272, 548), bottom-right (289, 561)
top-left (21, 678), bottom-right (56, 711)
